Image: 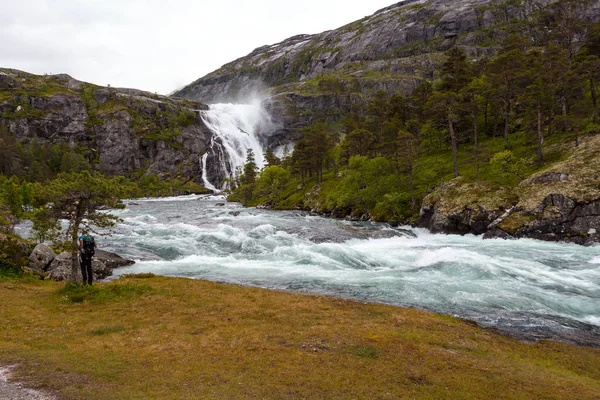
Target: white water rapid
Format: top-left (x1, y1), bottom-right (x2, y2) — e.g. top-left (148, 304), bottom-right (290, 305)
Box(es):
top-left (200, 103), bottom-right (270, 191)
top-left (96, 196), bottom-right (600, 347)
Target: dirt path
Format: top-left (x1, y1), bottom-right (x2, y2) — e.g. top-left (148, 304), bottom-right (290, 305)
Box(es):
top-left (0, 366), bottom-right (57, 400)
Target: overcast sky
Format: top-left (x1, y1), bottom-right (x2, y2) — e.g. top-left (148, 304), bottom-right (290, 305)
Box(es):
top-left (0, 0), bottom-right (396, 95)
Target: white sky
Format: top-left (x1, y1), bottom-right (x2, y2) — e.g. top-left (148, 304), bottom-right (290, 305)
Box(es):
top-left (0, 0), bottom-right (396, 95)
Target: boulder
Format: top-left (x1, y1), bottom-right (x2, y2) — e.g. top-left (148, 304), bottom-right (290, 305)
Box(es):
top-left (28, 244), bottom-right (56, 272)
top-left (94, 249), bottom-right (135, 269)
top-left (47, 252), bottom-right (77, 282)
top-left (46, 251), bottom-right (125, 281)
top-left (92, 259), bottom-right (113, 280)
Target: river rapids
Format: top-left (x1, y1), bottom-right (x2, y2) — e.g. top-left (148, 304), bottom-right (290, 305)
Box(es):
top-left (100, 195), bottom-right (600, 347)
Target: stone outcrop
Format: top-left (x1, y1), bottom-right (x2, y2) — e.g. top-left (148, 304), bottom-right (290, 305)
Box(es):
top-left (0, 69), bottom-right (213, 183)
top-left (94, 249), bottom-right (135, 269)
top-left (45, 250), bottom-right (134, 282)
top-left (27, 245), bottom-right (135, 282)
top-left (46, 252), bottom-right (74, 281)
top-left (28, 244), bottom-right (56, 272)
top-left (418, 179), bottom-right (518, 235)
top-left (419, 134), bottom-right (600, 245)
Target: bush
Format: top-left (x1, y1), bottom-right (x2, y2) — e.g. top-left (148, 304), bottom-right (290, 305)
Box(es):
top-left (0, 236), bottom-right (31, 278)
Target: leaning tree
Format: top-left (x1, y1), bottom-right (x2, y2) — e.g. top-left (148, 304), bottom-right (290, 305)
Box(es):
top-left (32, 171), bottom-right (135, 282)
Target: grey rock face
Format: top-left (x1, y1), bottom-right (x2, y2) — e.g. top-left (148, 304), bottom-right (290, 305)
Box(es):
top-left (28, 244), bottom-right (56, 272)
top-left (46, 250), bottom-right (129, 282)
top-left (0, 69), bottom-right (213, 184)
top-left (419, 193), bottom-right (600, 245)
top-left (419, 202), bottom-right (500, 236)
top-left (92, 259), bottom-right (113, 280)
top-left (517, 195), bottom-right (600, 245)
top-left (174, 0), bottom-right (567, 103)
top-left (94, 249), bottom-right (135, 269)
top-left (47, 252), bottom-right (75, 282)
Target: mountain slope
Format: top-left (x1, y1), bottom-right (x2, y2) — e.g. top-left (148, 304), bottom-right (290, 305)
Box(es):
top-left (174, 0), bottom-right (595, 103)
top-left (0, 68), bottom-right (211, 182)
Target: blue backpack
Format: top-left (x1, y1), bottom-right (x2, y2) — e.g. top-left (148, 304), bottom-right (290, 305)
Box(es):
top-left (81, 235), bottom-right (95, 256)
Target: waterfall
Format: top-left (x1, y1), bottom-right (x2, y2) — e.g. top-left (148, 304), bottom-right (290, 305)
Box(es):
top-left (200, 103), bottom-right (269, 192)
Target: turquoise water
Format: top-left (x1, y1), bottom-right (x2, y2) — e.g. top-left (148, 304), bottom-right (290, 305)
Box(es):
top-left (101, 195), bottom-right (600, 346)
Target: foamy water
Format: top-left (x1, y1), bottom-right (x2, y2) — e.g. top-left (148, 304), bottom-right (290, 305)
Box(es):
top-left (200, 103), bottom-right (271, 191)
top-left (101, 196), bottom-right (600, 346)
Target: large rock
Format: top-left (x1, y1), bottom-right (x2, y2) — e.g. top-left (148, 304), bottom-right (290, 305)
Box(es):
top-left (28, 244), bottom-right (56, 272)
top-left (47, 252), bottom-right (77, 282)
top-left (92, 259), bottom-right (113, 280)
top-left (94, 249), bottom-right (135, 269)
top-left (46, 250), bottom-right (128, 281)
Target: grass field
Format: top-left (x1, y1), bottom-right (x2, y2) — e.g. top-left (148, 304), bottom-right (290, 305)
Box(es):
top-left (1, 275), bottom-right (599, 399)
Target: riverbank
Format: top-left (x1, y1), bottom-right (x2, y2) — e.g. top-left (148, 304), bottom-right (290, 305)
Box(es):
top-left (1, 275), bottom-right (599, 399)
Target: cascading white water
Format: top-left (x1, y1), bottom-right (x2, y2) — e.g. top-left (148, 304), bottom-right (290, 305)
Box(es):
top-left (98, 197), bottom-right (600, 347)
top-left (200, 103), bottom-right (269, 191)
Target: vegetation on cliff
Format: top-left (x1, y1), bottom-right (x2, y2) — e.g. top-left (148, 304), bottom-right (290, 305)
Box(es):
top-left (0, 68), bottom-right (211, 189)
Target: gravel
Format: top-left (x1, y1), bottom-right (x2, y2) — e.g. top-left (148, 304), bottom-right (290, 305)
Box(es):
top-left (0, 366), bottom-right (57, 400)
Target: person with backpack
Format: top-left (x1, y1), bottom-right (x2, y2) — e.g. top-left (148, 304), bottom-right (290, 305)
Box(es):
top-left (79, 230), bottom-right (96, 285)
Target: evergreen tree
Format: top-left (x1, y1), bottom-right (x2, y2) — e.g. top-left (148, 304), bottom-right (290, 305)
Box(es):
top-left (440, 47), bottom-right (472, 92)
top-left (293, 121), bottom-right (335, 183)
top-left (396, 130), bottom-right (420, 208)
top-left (341, 129), bottom-right (376, 160)
top-left (577, 55), bottom-right (600, 124)
top-left (0, 125), bottom-right (22, 177)
top-left (486, 35), bottom-right (529, 143)
top-left (428, 91), bottom-right (461, 178)
top-left (264, 147), bottom-right (280, 167)
top-left (241, 149), bottom-right (258, 186)
top-left (31, 172), bottom-right (135, 283)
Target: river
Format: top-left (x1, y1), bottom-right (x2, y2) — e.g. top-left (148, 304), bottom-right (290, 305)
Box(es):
top-left (96, 194), bottom-right (600, 347)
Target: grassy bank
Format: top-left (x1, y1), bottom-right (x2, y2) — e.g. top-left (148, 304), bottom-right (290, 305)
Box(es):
top-left (1, 275), bottom-right (599, 399)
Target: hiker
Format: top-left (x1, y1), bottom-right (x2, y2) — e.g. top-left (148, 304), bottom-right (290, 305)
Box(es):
top-left (79, 230), bottom-right (96, 285)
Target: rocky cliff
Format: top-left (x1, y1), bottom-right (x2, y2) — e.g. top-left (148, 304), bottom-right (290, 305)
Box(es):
top-left (0, 68), bottom-right (212, 182)
top-left (419, 135), bottom-right (600, 245)
top-left (175, 0), bottom-right (544, 102)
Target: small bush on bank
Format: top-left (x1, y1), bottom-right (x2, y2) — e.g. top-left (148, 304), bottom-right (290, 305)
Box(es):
top-left (57, 281), bottom-right (153, 304)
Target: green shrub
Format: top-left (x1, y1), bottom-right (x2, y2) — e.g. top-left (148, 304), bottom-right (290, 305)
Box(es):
top-left (57, 281), bottom-right (153, 304)
top-left (349, 345), bottom-right (379, 359)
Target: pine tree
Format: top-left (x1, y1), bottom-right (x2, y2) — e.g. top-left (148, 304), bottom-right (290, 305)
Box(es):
top-left (241, 149), bottom-right (258, 186)
top-left (486, 35), bottom-right (529, 144)
top-left (31, 172), bottom-right (135, 283)
top-left (264, 147), bottom-right (280, 167)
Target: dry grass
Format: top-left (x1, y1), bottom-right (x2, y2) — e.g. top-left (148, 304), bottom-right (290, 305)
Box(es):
top-left (518, 134), bottom-right (600, 210)
top-left (1, 276), bottom-right (599, 399)
top-left (422, 178), bottom-right (518, 214)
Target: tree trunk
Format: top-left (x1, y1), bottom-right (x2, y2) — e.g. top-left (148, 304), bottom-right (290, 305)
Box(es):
top-left (473, 112), bottom-right (480, 181)
top-left (448, 116), bottom-right (459, 178)
top-left (409, 163), bottom-right (415, 209)
top-left (70, 200), bottom-right (86, 283)
top-left (591, 79), bottom-right (598, 124)
top-left (537, 103), bottom-right (545, 166)
top-left (504, 99), bottom-right (511, 144)
top-left (483, 97), bottom-right (489, 137)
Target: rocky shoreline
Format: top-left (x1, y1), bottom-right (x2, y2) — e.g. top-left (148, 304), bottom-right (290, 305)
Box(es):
top-left (27, 243), bottom-right (135, 282)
